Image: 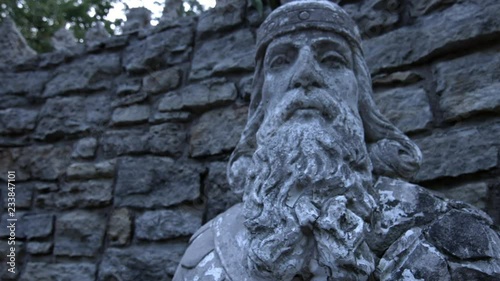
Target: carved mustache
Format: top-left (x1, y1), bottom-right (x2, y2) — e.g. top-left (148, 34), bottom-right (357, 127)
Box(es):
top-left (274, 89), bottom-right (343, 123)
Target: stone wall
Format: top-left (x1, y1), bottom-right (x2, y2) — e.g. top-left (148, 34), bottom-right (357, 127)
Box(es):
top-left (0, 0), bottom-right (499, 280)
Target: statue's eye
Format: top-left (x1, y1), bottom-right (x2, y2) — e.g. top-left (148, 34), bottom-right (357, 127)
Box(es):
top-left (269, 55), bottom-right (290, 69)
top-left (319, 52), bottom-right (347, 69)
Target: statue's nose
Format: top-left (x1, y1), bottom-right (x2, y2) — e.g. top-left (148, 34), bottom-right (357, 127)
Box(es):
top-left (290, 48), bottom-right (325, 90)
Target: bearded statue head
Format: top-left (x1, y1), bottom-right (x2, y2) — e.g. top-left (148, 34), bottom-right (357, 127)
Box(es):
top-left (224, 0), bottom-right (423, 279)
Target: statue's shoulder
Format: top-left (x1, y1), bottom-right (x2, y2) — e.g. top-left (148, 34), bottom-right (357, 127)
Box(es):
top-left (369, 177), bottom-right (500, 280)
top-left (173, 203), bottom-right (248, 281)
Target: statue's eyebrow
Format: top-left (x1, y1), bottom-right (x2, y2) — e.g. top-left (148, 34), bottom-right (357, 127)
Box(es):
top-left (311, 37), bottom-right (351, 63)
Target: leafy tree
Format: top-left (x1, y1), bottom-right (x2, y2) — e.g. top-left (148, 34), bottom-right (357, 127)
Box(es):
top-left (0, 0), bottom-right (123, 53)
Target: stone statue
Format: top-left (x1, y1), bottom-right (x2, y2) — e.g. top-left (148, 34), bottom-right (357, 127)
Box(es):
top-left (173, 1), bottom-right (500, 280)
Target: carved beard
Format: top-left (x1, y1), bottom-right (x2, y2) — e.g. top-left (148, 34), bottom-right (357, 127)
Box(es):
top-left (243, 90), bottom-right (376, 280)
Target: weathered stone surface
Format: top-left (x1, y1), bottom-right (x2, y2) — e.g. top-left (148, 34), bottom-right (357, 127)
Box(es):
top-left (43, 53), bottom-right (121, 97)
top-left (98, 243), bottom-right (187, 280)
top-left (374, 87), bottom-right (433, 133)
top-left (0, 71), bottom-right (51, 97)
top-left (71, 137), bottom-right (97, 159)
top-left (116, 80), bottom-right (142, 96)
top-left (66, 160), bottom-right (115, 180)
top-left (0, 16), bottom-right (36, 67)
top-left (1, 181), bottom-right (32, 209)
top-left (190, 106), bottom-right (248, 157)
top-left (123, 25), bottom-right (194, 73)
top-left (158, 79), bottom-right (237, 111)
top-left (0, 145), bottom-right (72, 181)
top-left (434, 51), bottom-right (500, 121)
top-left (0, 108), bottom-right (38, 134)
top-left (111, 104), bottom-right (150, 126)
top-left (345, 0), bottom-right (400, 38)
top-left (364, 2), bottom-right (500, 73)
top-left (427, 210), bottom-right (500, 260)
top-left (122, 7), bottom-right (151, 33)
top-left (378, 228), bottom-right (451, 281)
top-left (54, 211), bottom-right (106, 257)
top-left (448, 260), bottom-right (500, 281)
top-left (135, 209), bottom-right (202, 240)
top-left (107, 208), bottom-right (132, 246)
top-left (142, 67), bottom-right (181, 94)
top-left (23, 214), bottom-right (53, 239)
top-left (237, 75), bottom-right (253, 100)
top-left (414, 126), bottom-right (498, 181)
top-left (205, 161), bottom-right (241, 220)
top-left (372, 71), bottom-right (423, 86)
top-left (190, 29), bottom-right (255, 80)
top-left (35, 95), bottom-right (111, 140)
top-left (150, 111), bottom-right (192, 123)
top-left (196, 1), bottom-right (244, 38)
top-left (112, 91), bottom-right (148, 107)
top-left (84, 22), bottom-right (110, 45)
top-left (368, 177), bottom-right (449, 254)
top-left (434, 182), bottom-right (489, 209)
top-left (26, 242), bottom-right (52, 255)
top-left (115, 156), bottom-right (202, 208)
top-left (409, 0), bottom-right (460, 17)
top-left (36, 180), bottom-right (113, 209)
top-left (51, 28), bottom-right (77, 51)
top-left (101, 129), bottom-right (149, 157)
top-left (148, 123), bottom-right (186, 156)
top-left (20, 263), bottom-right (96, 281)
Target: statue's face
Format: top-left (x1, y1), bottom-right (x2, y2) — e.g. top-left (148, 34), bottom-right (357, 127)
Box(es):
top-left (261, 30), bottom-right (359, 123)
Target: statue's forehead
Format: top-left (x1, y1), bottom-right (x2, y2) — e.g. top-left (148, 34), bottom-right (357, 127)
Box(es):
top-left (266, 30), bottom-right (351, 53)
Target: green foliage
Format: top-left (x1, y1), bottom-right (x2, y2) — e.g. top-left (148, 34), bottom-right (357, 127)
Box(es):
top-left (0, 0), bottom-right (122, 53)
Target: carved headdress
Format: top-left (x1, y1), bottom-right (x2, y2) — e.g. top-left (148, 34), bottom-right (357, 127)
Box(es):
top-left (228, 0), bottom-right (422, 195)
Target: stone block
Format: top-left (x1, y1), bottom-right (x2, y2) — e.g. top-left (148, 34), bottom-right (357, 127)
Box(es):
top-left (102, 129), bottom-right (149, 157)
top-left (205, 161), bottom-right (241, 220)
top-left (111, 104), bottom-right (150, 126)
top-left (190, 29), bottom-right (255, 80)
top-left (1, 181), bottom-right (32, 209)
top-left (0, 71), bottom-right (50, 98)
top-left (433, 182), bottom-right (489, 210)
top-left (54, 211), bottom-right (106, 257)
top-left (115, 156), bottom-right (202, 208)
top-left (147, 123), bottom-right (186, 156)
top-left (158, 79), bottom-right (237, 112)
top-left (43, 53), bottom-right (121, 97)
top-left (123, 25), bottom-right (194, 73)
top-left (0, 145), bottom-right (72, 181)
top-left (66, 160), bottom-right (115, 180)
top-left (112, 91), bottom-right (148, 107)
top-left (364, 2), bottom-right (500, 74)
top-left (196, 1), bottom-right (244, 38)
top-left (35, 95), bottom-right (111, 140)
top-left (372, 71), bottom-right (423, 86)
top-left (0, 108), bottom-right (38, 134)
top-left (374, 86), bottom-right (433, 133)
top-left (237, 75), bottom-right (253, 100)
top-left (20, 263), bottom-right (96, 281)
top-left (434, 50), bottom-right (500, 121)
top-left (98, 244), bottom-right (187, 280)
top-left (190, 106), bottom-right (248, 157)
top-left (71, 137), bottom-right (97, 159)
top-left (107, 208), bottom-right (132, 246)
top-left (23, 214), bottom-right (53, 239)
top-left (142, 67), bottom-right (181, 94)
top-left (414, 125), bottom-right (498, 181)
top-left (135, 209), bottom-right (202, 240)
top-left (36, 180), bottom-right (113, 209)
top-left (27, 242), bottom-right (52, 255)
